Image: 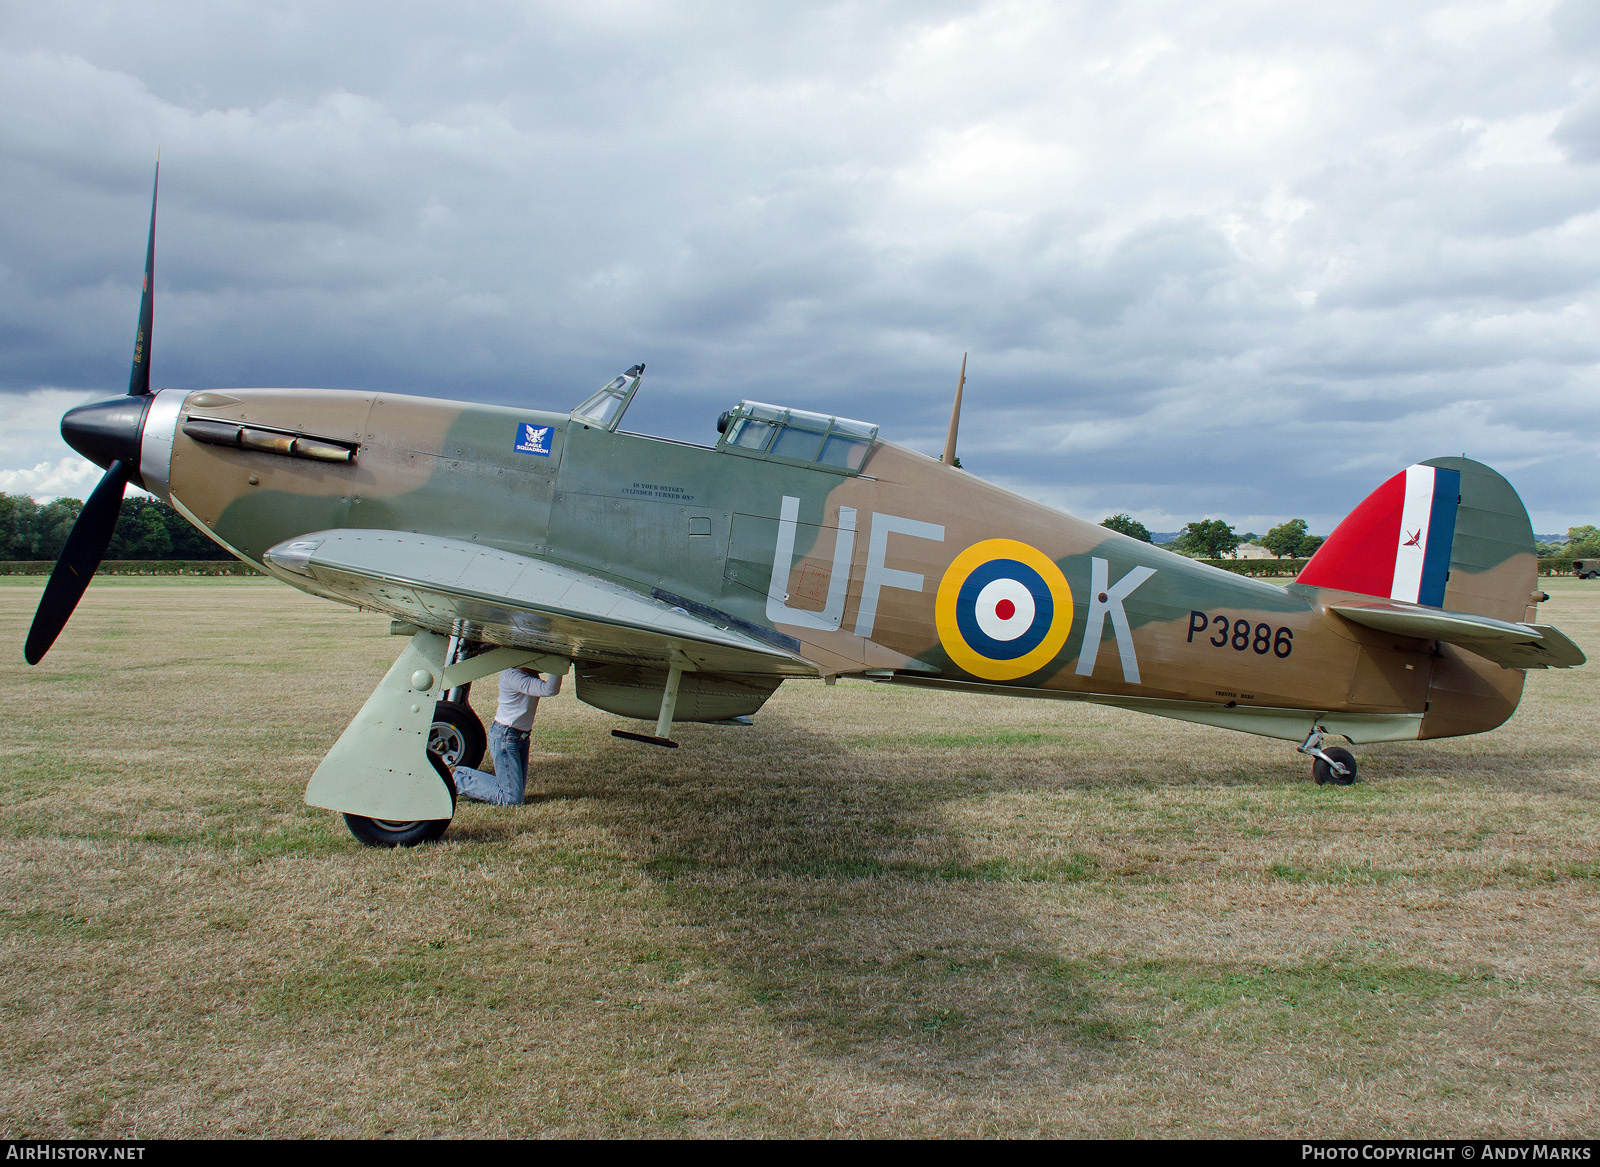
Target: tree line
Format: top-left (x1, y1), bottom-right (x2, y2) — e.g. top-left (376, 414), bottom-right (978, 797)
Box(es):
top-left (1100, 513), bottom-right (1325, 559)
top-left (0, 493), bottom-right (228, 561)
top-left (1553, 525), bottom-right (1600, 558)
top-left (1103, 513), bottom-right (1600, 560)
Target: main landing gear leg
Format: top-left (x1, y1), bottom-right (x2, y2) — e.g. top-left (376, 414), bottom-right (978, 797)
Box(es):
top-left (1297, 726), bottom-right (1357, 786)
top-left (431, 634), bottom-right (486, 770)
top-left (305, 630), bottom-right (458, 845)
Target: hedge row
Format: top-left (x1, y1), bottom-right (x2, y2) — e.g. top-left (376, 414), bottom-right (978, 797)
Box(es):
top-left (1537, 558), bottom-right (1598, 575)
top-left (0, 560), bottom-right (263, 576)
top-left (1195, 558), bottom-right (1308, 577)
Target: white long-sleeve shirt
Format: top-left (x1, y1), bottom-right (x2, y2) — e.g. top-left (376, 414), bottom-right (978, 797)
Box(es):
top-left (494, 668), bottom-right (563, 731)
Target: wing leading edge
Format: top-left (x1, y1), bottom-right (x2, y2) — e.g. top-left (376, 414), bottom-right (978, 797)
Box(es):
top-left (263, 529), bottom-right (817, 677)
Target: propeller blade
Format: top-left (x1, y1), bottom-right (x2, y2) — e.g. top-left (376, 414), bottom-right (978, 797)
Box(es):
top-left (28, 157), bottom-right (160, 662)
top-left (24, 460), bottom-right (131, 664)
top-left (128, 159), bottom-right (157, 397)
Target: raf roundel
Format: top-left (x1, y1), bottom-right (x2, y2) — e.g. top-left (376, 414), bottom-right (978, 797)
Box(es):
top-left (935, 539), bottom-right (1074, 681)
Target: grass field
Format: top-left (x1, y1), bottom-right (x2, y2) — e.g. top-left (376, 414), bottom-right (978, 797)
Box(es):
top-left (1, 575), bottom-right (1596, 1138)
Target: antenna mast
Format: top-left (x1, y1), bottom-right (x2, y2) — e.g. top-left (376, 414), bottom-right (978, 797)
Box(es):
top-left (940, 352), bottom-right (967, 465)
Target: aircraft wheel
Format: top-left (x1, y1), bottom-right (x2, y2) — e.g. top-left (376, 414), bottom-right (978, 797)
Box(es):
top-left (1312, 746), bottom-right (1357, 787)
top-left (343, 752), bottom-right (457, 848)
top-left (429, 700), bottom-right (486, 770)
top-left (343, 813), bottom-right (451, 847)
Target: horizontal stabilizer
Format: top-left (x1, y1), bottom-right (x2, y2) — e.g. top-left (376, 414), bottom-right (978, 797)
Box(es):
top-left (1330, 601), bottom-right (1586, 669)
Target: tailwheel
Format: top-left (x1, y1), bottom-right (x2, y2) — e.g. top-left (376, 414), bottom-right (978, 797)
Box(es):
top-left (1312, 746), bottom-right (1357, 787)
top-left (1298, 727), bottom-right (1357, 786)
top-left (343, 752), bottom-right (457, 848)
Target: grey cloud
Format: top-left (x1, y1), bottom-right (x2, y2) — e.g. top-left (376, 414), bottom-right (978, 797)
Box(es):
top-left (1551, 0), bottom-right (1600, 58)
top-left (2, 1), bottom-right (1597, 535)
top-left (1554, 85), bottom-right (1600, 162)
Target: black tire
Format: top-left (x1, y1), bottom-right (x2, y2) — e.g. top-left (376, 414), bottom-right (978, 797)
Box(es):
top-left (1313, 746), bottom-right (1357, 786)
top-left (343, 812), bottom-right (451, 847)
top-left (343, 750), bottom-right (456, 847)
top-left (429, 700), bottom-right (486, 770)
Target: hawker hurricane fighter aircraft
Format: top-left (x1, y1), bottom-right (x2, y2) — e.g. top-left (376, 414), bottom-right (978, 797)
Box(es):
top-left (26, 172), bottom-right (1587, 846)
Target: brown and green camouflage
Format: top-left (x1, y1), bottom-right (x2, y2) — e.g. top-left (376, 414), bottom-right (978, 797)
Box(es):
top-left (152, 383), bottom-right (1574, 742)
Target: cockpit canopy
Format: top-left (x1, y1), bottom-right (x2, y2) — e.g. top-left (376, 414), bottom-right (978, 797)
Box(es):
top-left (716, 401), bottom-right (879, 474)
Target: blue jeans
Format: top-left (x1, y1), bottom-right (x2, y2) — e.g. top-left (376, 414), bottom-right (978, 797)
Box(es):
top-left (489, 721), bottom-right (531, 803)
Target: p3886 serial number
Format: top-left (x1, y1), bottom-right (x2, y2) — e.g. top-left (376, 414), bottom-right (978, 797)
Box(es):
top-left (1187, 611), bottom-right (1293, 658)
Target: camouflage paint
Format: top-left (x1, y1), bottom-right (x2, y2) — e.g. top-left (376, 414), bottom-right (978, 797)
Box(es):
top-left (155, 386), bottom-right (1569, 747)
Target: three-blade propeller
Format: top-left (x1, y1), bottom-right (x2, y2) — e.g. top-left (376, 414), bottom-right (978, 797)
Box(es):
top-left (24, 162), bottom-right (159, 665)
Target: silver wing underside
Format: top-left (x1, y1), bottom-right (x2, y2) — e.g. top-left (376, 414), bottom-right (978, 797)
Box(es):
top-left (263, 528), bottom-right (816, 677)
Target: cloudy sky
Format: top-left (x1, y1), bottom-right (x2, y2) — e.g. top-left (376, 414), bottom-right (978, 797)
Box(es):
top-left (3, 0), bottom-right (1598, 535)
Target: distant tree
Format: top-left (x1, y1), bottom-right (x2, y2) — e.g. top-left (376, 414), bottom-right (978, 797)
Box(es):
top-left (35, 498), bottom-right (81, 561)
top-left (1101, 513), bottom-right (1152, 543)
top-left (1299, 534), bottom-right (1325, 558)
top-left (1568, 525), bottom-right (1600, 558)
top-left (1175, 519), bottom-right (1239, 559)
top-left (115, 497), bottom-right (241, 560)
top-left (1262, 518), bottom-right (1310, 558)
top-left (0, 493), bottom-right (42, 559)
top-left (109, 498), bottom-right (173, 560)
top-left (1239, 531), bottom-right (1259, 545)
top-left (4, 495), bottom-right (230, 563)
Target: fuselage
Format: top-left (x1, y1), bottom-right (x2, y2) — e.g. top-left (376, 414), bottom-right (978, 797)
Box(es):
top-left (119, 384), bottom-right (1525, 742)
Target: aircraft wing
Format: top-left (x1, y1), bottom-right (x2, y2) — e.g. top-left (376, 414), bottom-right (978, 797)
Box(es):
top-left (1329, 601), bottom-right (1586, 669)
top-left (263, 529), bottom-right (817, 676)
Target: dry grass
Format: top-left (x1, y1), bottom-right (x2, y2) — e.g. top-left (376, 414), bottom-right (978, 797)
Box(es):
top-left (0, 575), bottom-right (1596, 1138)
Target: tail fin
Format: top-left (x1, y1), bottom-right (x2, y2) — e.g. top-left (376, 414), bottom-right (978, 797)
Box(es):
top-left (1296, 457), bottom-right (1536, 625)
